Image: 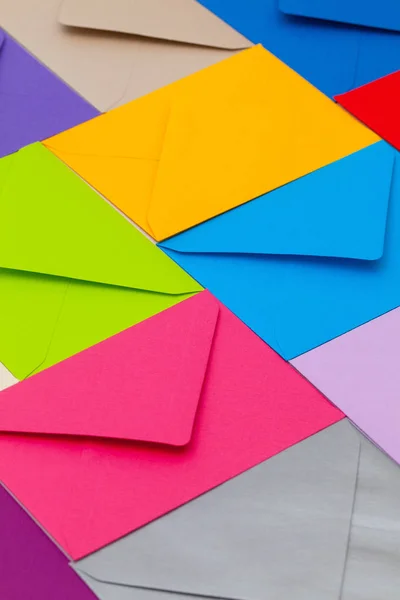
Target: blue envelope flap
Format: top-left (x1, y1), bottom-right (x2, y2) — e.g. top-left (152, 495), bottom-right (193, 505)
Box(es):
top-left (280, 0), bottom-right (400, 34)
top-left (162, 142), bottom-right (394, 262)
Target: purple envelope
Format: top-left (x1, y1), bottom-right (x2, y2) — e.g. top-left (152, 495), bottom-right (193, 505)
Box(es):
top-left (0, 29), bottom-right (98, 158)
top-left (292, 308), bottom-right (400, 465)
top-left (0, 484), bottom-right (97, 599)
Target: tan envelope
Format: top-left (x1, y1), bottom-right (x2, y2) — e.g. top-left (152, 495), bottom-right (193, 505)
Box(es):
top-left (0, 0), bottom-right (250, 111)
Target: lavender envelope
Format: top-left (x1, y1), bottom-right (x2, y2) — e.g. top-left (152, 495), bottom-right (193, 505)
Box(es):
top-left (0, 484), bottom-right (97, 600)
top-left (0, 29), bottom-right (98, 158)
top-left (292, 307), bottom-right (400, 465)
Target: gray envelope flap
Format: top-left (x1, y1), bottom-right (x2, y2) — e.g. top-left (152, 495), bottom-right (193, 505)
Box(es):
top-left (342, 435), bottom-right (400, 599)
top-left (74, 420), bottom-right (359, 600)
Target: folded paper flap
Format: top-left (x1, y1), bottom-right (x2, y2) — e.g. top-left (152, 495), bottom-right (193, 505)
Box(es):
top-left (161, 142), bottom-right (394, 261)
top-left (0, 29), bottom-right (5, 53)
top-left (0, 292), bottom-right (218, 445)
top-left (279, 0), bottom-right (400, 34)
top-left (0, 144), bottom-right (200, 295)
top-left (59, 0), bottom-right (250, 50)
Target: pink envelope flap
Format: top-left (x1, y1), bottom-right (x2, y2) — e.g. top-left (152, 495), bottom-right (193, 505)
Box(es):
top-left (0, 291), bottom-right (218, 447)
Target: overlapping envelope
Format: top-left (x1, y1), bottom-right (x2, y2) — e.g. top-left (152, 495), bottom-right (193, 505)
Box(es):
top-left (292, 306), bottom-right (400, 466)
top-left (0, 0), bottom-right (249, 111)
top-left (336, 71), bottom-right (400, 152)
top-left (0, 485), bottom-right (96, 600)
top-left (197, 0), bottom-right (400, 97)
top-left (160, 141), bottom-right (400, 359)
top-left (73, 420), bottom-right (400, 600)
top-left (0, 143), bottom-right (200, 380)
top-left (0, 29), bottom-right (97, 158)
top-left (0, 291), bottom-right (342, 559)
top-left (44, 45), bottom-right (378, 241)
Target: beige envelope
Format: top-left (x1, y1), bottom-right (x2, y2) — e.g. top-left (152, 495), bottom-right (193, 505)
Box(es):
top-left (0, 0), bottom-right (251, 111)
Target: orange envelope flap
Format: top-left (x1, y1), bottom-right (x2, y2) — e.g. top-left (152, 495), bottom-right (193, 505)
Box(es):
top-left (0, 292), bottom-right (219, 446)
top-left (59, 0), bottom-right (250, 50)
top-left (44, 45), bottom-right (379, 241)
top-left (0, 143), bottom-right (198, 296)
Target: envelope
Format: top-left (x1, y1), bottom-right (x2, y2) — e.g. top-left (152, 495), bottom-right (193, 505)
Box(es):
top-left (43, 45), bottom-right (378, 241)
top-left (0, 142), bottom-right (200, 380)
top-left (0, 29), bottom-right (97, 158)
top-left (0, 291), bottom-right (343, 559)
top-left (72, 421), bottom-right (400, 600)
top-left (0, 0), bottom-right (249, 112)
top-left (335, 71), bottom-right (400, 152)
top-left (197, 0), bottom-right (400, 97)
top-left (160, 141), bottom-right (400, 360)
top-left (279, 0), bottom-right (400, 33)
top-left (0, 484), bottom-right (97, 600)
top-left (292, 306), bottom-right (400, 466)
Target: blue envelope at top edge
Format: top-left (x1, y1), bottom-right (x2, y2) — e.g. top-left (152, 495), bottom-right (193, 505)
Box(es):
top-left (197, 0), bottom-right (400, 98)
top-left (0, 29), bottom-right (98, 158)
top-left (280, 0), bottom-right (400, 33)
top-left (160, 141), bottom-right (398, 360)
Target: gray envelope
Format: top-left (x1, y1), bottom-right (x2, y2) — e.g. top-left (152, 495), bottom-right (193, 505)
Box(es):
top-left (73, 420), bottom-right (361, 600)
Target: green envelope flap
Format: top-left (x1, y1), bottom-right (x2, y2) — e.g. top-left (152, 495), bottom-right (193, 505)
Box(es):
top-left (0, 144), bottom-right (200, 295)
top-left (0, 144), bottom-right (201, 380)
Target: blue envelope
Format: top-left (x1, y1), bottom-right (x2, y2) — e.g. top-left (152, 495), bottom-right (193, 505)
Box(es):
top-left (0, 29), bottom-right (98, 158)
top-left (280, 0), bottom-right (400, 33)
top-left (196, 0), bottom-right (400, 97)
top-left (160, 142), bottom-right (400, 360)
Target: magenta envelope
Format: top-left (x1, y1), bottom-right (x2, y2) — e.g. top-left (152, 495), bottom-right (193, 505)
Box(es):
top-left (292, 308), bottom-right (400, 464)
top-left (0, 484), bottom-right (96, 600)
top-left (0, 29), bottom-right (98, 158)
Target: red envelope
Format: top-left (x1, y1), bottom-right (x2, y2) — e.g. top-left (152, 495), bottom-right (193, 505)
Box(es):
top-left (335, 71), bottom-right (400, 151)
top-left (0, 292), bottom-right (343, 559)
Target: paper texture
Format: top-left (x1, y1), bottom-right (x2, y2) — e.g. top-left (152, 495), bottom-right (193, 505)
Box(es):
top-left (0, 29), bottom-right (97, 158)
top-left (0, 292), bottom-right (342, 558)
top-left (160, 142), bottom-right (398, 360)
top-left (44, 45), bottom-right (378, 241)
top-left (0, 0), bottom-right (249, 111)
top-left (197, 0), bottom-right (400, 97)
top-left (0, 143), bottom-right (200, 380)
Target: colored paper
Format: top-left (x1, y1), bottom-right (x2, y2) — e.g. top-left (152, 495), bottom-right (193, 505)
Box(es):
top-left (44, 45), bottom-right (378, 241)
top-left (0, 143), bottom-right (200, 380)
top-left (0, 0), bottom-right (249, 112)
top-left (74, 420), bottom-right (359, 600)
top-left (280, 0), bottom-right (400, 33)
top-left (197, 0), bottom-right (400, 97)
top-left (73, 424), bottom-right (400, 600)
top-left (0, 292), bottom-right (343, 559)
top-left (160, 142), bottom-right (398, 360)
top-left (336, 71), bottom-right (400, 152)
top-left (292, 307), bottom-right (400, 466)
top-left (0, 29), bottom-right (97, 158)
top-left (0, 485), bottom-right (96, 600)
top-left (59, 0), bottom-right (250, 49)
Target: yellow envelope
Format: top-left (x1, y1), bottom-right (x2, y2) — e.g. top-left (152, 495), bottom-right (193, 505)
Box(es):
top-left (44, 45), bottom-right (379, 241)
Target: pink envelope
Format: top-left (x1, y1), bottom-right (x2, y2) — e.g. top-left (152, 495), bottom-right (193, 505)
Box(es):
top-left (292, 307), bottom-right (400, 465)
top-left (0, 292), bottom-right (343, 559)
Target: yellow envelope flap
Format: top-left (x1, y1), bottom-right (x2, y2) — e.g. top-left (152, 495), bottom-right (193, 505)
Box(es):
top-left (59, 0), bottom-right (251, 50)
top-left (0, 143), bottom-right (200, 295)
top-left (45, 46), bottom-right (379, 241)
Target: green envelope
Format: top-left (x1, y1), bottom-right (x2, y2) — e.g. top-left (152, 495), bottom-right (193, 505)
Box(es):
top-left (0, 143), bottom-right (201, 379)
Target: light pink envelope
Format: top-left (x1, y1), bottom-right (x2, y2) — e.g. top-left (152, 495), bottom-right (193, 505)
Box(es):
top-left (0, 292), bottom-right (343, 559)
top-left (292, 308), bottom-right (400, 464)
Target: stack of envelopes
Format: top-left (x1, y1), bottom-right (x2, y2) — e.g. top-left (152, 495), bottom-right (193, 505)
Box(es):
top-left (1, 0), bottom-right (400, 598)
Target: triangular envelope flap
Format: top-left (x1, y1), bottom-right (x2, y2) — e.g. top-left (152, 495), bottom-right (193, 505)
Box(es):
top-left (335, 71), bottom-right (400, 153)
top-left (0, 292), bottom-right (218, 446)
top-left (161, 143), bottom-right (393, 261)
top-left (279, 0), bottom-right (400, 34)
top-left (0, 29), bottom-right (5, 52)
top-left (0, 144), bottom-right (200, 295)
top-left (59, 0), bottom-right (250, 50)
top-left (74, 420), bottom-right (359, 599)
